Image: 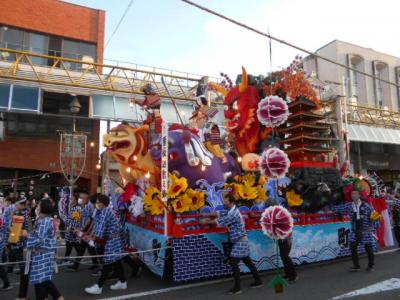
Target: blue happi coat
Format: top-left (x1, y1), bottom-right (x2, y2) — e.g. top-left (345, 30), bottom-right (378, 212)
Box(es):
top-left (0, 205), bottom-right (15, 259)
top-left (81, 202), bottom-right (94, 231)
top-left (27, 216), bottom-right (57, 284)
top-left (65, 204), bottom-right (82, 243)
top-left (333, 201), bottom-right (379, 245)
top-left (94, 207), bottom-right (125, 264)
top-left (217, 205), bottom-right (250, 258)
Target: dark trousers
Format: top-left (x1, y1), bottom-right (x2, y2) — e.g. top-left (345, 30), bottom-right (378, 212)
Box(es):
top-left (278, 239), bottom-right (297, 279)
top-left (0, 266), bottom-right (10, 287)
top-left (229, 257), bottom-right (261, 289)
top-left (18, 271), bottom-right (29, 298)
top-left (394, 226), bottom-right (400, 247)
top-left (34, 280), bottom-right (61, 300)
top-left (64, 241), bottom-right (80, 258)
top-left (8, 246), bottom-right (23, 272)
top-left (122, 255), bottom-right (140, 276)
top-left (98, 260), bottom-right (126, 288)
top-left (73, 240), bottom-right (98, 268)
top-left (350, 241), bottom-right (374, 268)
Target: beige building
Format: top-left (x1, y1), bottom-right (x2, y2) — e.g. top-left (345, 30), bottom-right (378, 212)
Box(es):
top-left (304, 39), bottom-right (400, 110)
top-left (304, 40), bottom-right (400, 186)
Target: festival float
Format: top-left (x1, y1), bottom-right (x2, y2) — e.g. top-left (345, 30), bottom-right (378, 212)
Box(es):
top-left (102, 58), bottom-right (391, 282)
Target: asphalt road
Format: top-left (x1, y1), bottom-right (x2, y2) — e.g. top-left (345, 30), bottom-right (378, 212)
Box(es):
top-left (3, 249), bottom-right (400, 300)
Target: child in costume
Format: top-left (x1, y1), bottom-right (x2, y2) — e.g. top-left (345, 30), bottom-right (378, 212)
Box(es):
top-left (24, 198), bottom-right (63, 300)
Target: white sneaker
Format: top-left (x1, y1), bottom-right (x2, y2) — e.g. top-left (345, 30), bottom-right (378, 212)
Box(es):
top-left (85, 284), bottom-right (102, 295)
top-left (110, 281), bottom-right (127, 290)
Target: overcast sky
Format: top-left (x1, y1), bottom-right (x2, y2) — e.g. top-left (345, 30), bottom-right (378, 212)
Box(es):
top-left (66, 0), bottom-right (400, 79)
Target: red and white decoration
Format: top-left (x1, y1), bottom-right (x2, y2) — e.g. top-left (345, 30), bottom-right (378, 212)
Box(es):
top-left (259, 147), bottom-right (290, 179)
top-left (260, 205), bottom-right (294, 240)
top-left (256, 96), bottom-right (289, 128)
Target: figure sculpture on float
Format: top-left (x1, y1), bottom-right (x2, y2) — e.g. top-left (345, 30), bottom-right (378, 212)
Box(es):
top-left (210, 67), bottom-right (270, 156)
top-left (103, 124), bottom-right (241, 188)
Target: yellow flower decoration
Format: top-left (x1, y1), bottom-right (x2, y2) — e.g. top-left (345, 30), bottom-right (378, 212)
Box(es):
top-left (371, 211), bottom-right (382, 222)
top-left (168, 173), bottom-right (188, 199)
top-left (258, 176), bottom-right (268, 185)
top-left (186, 188), bottom-right (205, 211)
top-left (71, 211), bottom-right (81, 221)
top-left (255, 186), bottom-right (268, 203)
top-left (242, 173), bottom-right (256, 186)
top-left (143, 186), bottom-right (165, 215)
top-left (238, 183), bottom-right (258, 200)
top-left (172, 193), bottom-right (192, 213)
top-left (286, 190), bottom-right (303, 207)
top-left (225, 183), bottom-right (241, 200)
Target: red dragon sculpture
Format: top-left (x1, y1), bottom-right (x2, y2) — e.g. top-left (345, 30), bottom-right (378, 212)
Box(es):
top-left (211, 67), bottom-right (270, 156)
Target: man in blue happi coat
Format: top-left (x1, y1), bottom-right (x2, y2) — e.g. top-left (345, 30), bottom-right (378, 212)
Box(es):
top-left (85, 194), bottom-right (127, 295)
top-left (201, 193), bottom-right (262, 295)
top-left (333, 190), bottom-right (379, 272)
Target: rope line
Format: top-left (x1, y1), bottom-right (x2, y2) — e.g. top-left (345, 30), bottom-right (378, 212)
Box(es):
top-left (180, 0), bottom-right (400, 88)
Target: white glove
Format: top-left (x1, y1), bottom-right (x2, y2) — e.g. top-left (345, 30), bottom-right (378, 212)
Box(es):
top-left (88, 240), bottom-right (95, 247)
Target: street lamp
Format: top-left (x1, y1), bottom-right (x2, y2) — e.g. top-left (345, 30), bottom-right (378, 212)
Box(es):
top-left (69, 95), bottom-right (81, 132)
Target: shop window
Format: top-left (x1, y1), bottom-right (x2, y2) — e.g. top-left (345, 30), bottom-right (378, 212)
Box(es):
top-left (92, 95), bottom-right (114, 118)
top-left (10, 85), bottom-right (40, 111)
top-left (0, 83), bottom-right (11, 108)
top-left (42, 92), bottom-right (89, 117)
top-left (114, 96), bottom-right (138, 121)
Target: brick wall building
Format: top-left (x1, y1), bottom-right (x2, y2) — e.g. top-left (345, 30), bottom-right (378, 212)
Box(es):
top-left (0, 0), bottom-right (105, 195)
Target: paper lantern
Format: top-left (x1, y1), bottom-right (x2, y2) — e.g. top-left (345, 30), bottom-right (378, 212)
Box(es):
top-left (257, 96), bottom-right (289, 128)
top-left (260, 205), bottom-right (293, 240)
top-left (241, 153), bottom-right (261, 171)
top-left (259, 147), bottom-right (290, 179)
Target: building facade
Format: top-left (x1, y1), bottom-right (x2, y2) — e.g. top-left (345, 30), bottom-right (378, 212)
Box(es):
top-left (304, 40), bottom-right (400, 186)
top-left (0, 0), bottom-right (105, 195)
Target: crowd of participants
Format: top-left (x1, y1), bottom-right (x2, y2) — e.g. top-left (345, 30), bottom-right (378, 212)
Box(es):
top-left (1, 185), bottom-right (400, 297)
top-left (0, 190), bottom-right (141, 300)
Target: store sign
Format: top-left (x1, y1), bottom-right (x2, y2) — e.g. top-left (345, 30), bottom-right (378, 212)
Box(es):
top-left (365, 160), bottom-right (389, 169)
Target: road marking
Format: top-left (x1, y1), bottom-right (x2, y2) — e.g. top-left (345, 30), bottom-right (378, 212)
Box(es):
top-left (96, 277), bottom-right (233, 300)
top-left (332, 278), bottom-right (400, 299)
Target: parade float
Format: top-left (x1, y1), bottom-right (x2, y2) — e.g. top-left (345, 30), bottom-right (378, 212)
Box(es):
top-left (102, 58), bottom-right (392, 282)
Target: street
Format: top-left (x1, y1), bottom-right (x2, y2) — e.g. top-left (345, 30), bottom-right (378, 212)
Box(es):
top-left (3, 249), bottom-right (400, 300)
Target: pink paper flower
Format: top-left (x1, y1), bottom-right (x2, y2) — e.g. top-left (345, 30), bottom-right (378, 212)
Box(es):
top-left (260, 205), bottom-right (294, 240)
top-left (259, 147), bottom-right (290, 179)
top-left (257, 96), bottom-right (289, 128)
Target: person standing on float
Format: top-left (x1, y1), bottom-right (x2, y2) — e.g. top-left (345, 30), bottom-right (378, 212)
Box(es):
top-left (200, 193), bottom-right (262, 295)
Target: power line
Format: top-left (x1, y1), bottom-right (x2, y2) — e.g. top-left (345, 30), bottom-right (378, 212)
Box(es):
top-left (180, 0), bottom-right (400, 88)
top-left (105, 0), bottom-right (135, 49)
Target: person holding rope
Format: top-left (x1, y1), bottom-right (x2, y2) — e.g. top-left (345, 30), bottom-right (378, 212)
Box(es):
top-left (22, 198), bottom-right (64, 300)
top-left (63, 193), bottom-right (82, 264)
top-left (84, 194), bottom-right (127, 295)
top-left (68, 190), bottom-right (98, 271)
top-left (200, 193), bottom-right (262, 295)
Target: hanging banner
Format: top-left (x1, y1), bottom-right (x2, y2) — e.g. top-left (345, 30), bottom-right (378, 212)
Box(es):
top-left (59, 133), bottom-right (87, 185)
top-left (161, 121), bottom-right (169, 203)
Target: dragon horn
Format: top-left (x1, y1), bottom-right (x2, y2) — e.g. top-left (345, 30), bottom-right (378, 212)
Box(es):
top-left (209, 82), bottom-right (228, 97)
top-left (239, 66), bottom-right (248, 93)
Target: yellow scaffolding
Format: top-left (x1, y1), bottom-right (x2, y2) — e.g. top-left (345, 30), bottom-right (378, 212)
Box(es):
top-left (0, 48), bottom-right (206, 102)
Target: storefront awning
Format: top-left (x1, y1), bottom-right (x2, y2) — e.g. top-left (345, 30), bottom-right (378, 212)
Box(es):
top-left (348, 124), bottom-right (400, 145)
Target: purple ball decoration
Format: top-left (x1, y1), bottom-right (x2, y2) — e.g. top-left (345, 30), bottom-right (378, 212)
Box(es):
top-left (259, 147), bottom-right (290, 179)
top-left (257, 96), bottom-right (289, 128)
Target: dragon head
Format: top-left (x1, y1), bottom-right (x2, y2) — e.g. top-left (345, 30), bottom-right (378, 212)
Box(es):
top-left (103, 124), bottom-right (149, 166)
top-left (222, 67), bottom-right (260, 137)
top-left (211, 67), bottom-right (261, 155)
